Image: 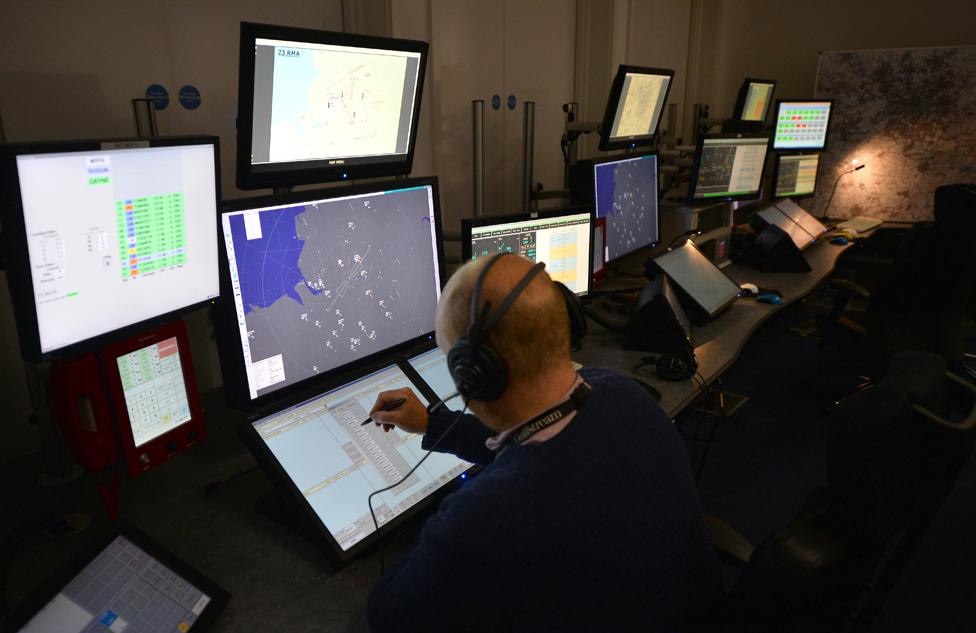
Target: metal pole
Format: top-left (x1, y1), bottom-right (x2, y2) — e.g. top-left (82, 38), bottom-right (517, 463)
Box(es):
top-left (666, 103), bottom-right (678, 148)
top-left (131, 98), bottom-right (158, 138)
top-left (563, 101), bottom-right (578, 189)
top-left (521, 101), bottom-right (535, 213)
top-left (472, 100), bottom-right (485, 218)
top-left (692, 103), bottom-right (706, 146)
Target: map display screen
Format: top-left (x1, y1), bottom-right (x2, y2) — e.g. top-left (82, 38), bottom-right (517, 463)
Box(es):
top-left (250, 37), bottom-right (422, 168)
top-left (594, 154), bottom-right (659, 261)
top-left (221, 183), bottom-right (443, 401)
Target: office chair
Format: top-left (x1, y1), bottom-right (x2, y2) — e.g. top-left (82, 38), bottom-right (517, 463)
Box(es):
top-left (706, 350), bottom-right (976, 632)
top-left (818, 184), bottom-right (976, 379)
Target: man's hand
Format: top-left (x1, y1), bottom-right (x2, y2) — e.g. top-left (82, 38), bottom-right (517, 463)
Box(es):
top-left (370, 388), bottom-right (429, 434)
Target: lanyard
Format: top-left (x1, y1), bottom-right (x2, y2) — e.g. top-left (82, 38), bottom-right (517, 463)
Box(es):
top-left (504, 381), bottom-right (592, 447)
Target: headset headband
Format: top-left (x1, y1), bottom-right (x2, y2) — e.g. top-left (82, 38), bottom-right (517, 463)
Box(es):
top-left (468, 254), bottom-right (546, 347)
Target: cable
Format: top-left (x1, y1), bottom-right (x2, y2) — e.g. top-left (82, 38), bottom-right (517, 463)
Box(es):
top-left (367, 403), bottom-right (471, 575)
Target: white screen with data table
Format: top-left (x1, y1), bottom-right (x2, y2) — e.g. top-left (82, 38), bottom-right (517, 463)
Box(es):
top-left (15, 144), bottom-right (219, 353)
top-left (116, 337), bottom-right (192, 448)
top-left (253, 364), bottom-right (471, 551)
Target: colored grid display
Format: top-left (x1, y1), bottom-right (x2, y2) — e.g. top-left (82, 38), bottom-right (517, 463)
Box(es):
top-left (18, 536), bottom-right (210, 633)
top-left (117, 337), bottom-right (192, 448)
top-left (774, 102), bottom-right (831, 150)
top-left (115, 193), bottom-right (186, 279)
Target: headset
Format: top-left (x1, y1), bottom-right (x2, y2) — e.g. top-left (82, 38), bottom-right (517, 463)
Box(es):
top-left (655, 347), bottom-right (699, 381)
top-left (447, 253), bottom-right (587, 402)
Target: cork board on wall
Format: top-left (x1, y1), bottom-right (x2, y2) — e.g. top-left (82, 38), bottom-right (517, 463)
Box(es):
top-left (814, 46), bottom-right (976, 221)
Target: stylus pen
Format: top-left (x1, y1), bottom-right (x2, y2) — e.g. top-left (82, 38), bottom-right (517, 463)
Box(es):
top-left (361, 397), bottom-right (407, 425)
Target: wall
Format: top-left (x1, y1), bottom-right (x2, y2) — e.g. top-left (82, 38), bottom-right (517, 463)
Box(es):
top-left (710, 0), bottom-right (976, 119)
top-left (0, 0), bottom-right (344, 464)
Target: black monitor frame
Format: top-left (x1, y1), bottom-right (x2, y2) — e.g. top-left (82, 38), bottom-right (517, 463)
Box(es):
top-left (235, 21), bottom-right (429, 190)
top-left (648, 241), bottom-right (741, 325)
top-left (0, 136), bottom-right (222, 361)
top-left (239, 342), bottom-right (479, 565)
top-left (732, 77), bottom-right (777, 123)
top-left (0, 520), bottom-right (230, 633)
top-left (591, 151), bottom-right (660, 263)
top-left (771, 98), bottom-right (834, 151)
top-left (598, 65), bottom-right (675, 151)
top-left (771, 151), bottom-right (821, 199)
top-left (214, 177), bottom-right (447, 410)
top-left (460, 206), bottom-right (596, 296)
top-left (686, 132), bottom-right (771, 205)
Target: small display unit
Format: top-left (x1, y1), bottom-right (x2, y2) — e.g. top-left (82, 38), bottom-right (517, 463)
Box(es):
top-left (101, 320), bottom-right (206, 477)
top-left (461, 208), bottom-right (595, 296)
top-left (756, 206), bottom-right (816, 251)
top-left (732, 78), bottom-right (777, 123)
top-left (650, 241), bottom-right (741, 324)
top-left (236, 22), bottom-right (428, 189)
top-left (1, 522), bottom-right (228, 633)
top-left (216, 178), bottom-right (446, 408)
top-left (687, 133), bottom-right (771, 204)
top-left (593, 152), bottom-right (660, 262)
top-left (598, 65), bottom-right (674, 151)
top-left (0, 137), bottom-right (221, 360)
top-left (773, 152), bottom-right (820, 198)
top-left (773, 197), bottom-right (828, 240)
top-left (772, 100), bottom-right (833, 151)
top-left (244, 353), bottom-right (473, 562)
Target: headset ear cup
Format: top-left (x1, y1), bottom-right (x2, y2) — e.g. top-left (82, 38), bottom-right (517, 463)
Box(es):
top-left (553, 281), bottom-right (587, 350)
top-left (448, 337), bottom-right (509, 402)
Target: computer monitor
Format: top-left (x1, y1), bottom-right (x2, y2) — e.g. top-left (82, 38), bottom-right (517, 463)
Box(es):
top-left (772, 100), bottom-right (833, 150)
top-left (216, 178), bottom-right (445, 407)
top-left (460, 208), bottom-right (594, 296)
top-left (773, 152), bottom-right (820, 198)
top-left (687, 134), bottom-right (771, 204)
top-left (3, 522), bottom-right (228, 633)
top-left (651, 241), bottom-right (740, 323)
top-left (0, 137), bottom-right (221, 360)
top-left (236, 22), bottom-right (428, 189)
top-left (732, 78), bottom-right (777, 122)
top-left (598, 65), bottom-right (674, 151)
top-left (245, 360), bottom-right (473, 561)
top-left (593, 153), bottom-right (660, 262)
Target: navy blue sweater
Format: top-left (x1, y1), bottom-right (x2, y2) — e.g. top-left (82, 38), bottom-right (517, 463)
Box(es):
top-left (368, 368), bottom-right (721, 632)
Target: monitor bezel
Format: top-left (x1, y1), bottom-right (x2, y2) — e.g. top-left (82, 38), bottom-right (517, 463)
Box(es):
top-left (214, 177), bottom-right (447, 411)
top-left (240, 344), bottom-right (478, 564)
top-left (235, 21), bottom-right (429, 190)
top-left (460, 206), bottom-right (596, 297)
top-left (771, 151), bottom-right (821, 199)
top-left (686, 132), bottom-right (772, 205)
top-left (732, 77), bottom-right (777, 122)
top-left (591, 151), bottom-right (660, 263)
top-left (598, 65), bottom-right (675, 151)
top-left (0, 520), bottom-right (230, 633)
top-left (771, 98), bottom-right (834, 151)
top-left (0, 136), bottom-right (222, 362)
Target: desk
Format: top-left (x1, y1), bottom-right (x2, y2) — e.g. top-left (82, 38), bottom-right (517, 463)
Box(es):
top-left (576, 239), bottom-right (852, 418)
top-left (1, 241), bottom-right (850, 632)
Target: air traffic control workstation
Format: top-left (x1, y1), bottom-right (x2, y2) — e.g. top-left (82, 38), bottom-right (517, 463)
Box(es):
top-left (1, 15), bottom-right (974, 633)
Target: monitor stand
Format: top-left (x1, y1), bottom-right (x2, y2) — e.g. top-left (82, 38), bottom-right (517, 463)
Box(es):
top-left (254, 488), bottom-right (328, 548)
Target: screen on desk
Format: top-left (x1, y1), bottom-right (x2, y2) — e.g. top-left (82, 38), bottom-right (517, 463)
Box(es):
top-left (116, 337), bottom-right (192, 448)
top-left (774, 197), bottom-right (827, 239)
top-left (13, 533), bottom-right (220, 633)
top-left (773, 100), bottom-right (832, 150)
top-left (774, 153), bottom-right (820, 198)
top-left (220, 180), bottom-right (444, 402)
top-left (237, 22), bottom-right (427, 188)
top-left (757, 206), bottom-right (815, 251)
top-left (462, 209), bottom-right (593, 296)
top-left (9, 140), bottom-right (220, 356)
top-left (593, 153), bottom-right (659, 262)
top-left (599, 65), bottom-right (674, 150)
top-left (688, 135), bottom-right (770, 202)
top-left (251, 364), bottom-right (471, 554)
top-left (734, 79), bottom-right (776, 122)
top-left (653, 242), bottom-right (740, 318)
top-left (407, 347), bottom-right (465, 412)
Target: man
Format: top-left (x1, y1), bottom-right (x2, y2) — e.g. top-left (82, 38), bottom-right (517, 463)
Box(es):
top-left (367, 254), bottom-right (721, 632)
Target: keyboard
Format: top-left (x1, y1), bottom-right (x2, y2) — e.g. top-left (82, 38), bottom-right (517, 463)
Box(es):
top-left (836, 216), bottom-right (883, 233)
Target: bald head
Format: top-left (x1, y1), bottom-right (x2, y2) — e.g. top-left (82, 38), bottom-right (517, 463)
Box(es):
top-left (436, 255), bottom-right (571, 392)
